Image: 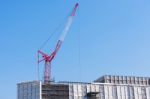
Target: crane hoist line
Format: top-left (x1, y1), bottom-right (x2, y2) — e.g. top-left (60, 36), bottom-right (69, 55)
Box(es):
top-left (38, 3), bottom-right (79, 84)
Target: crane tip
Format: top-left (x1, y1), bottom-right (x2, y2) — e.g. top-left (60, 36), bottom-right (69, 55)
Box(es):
top-left (71, 2), bottom-right (79, 16)
top-left (75, 3), bottom-right (79, 7)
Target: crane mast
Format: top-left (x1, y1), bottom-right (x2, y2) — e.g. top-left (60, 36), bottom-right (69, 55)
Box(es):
top-left (38, 3), bottom-right (79, 84)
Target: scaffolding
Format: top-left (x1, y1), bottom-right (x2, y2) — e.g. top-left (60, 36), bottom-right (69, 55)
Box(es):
top-left (95, 75), bottom-right (150, 85)
top-left (42, 84), bottom-right (69, 99)
top-left (17, 75), bottom-right (150, 99)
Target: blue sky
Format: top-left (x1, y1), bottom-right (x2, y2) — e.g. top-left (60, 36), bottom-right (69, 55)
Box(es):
top-left (0, 0), bottom-right (150, 99)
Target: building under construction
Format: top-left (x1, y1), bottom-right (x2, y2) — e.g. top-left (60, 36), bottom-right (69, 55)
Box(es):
top-left (17, 2), bottom-right (150, 99)
top-left (17, 75), bottom-right (150, 99)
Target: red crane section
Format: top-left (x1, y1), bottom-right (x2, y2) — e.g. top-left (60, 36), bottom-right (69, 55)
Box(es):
top-left (38, 3), bottom-right (79, 84)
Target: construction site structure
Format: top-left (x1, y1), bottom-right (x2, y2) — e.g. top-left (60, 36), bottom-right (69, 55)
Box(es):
top-left (17, 2), bottom-right (150, 99)
top-left (38, 3), bottom-right (79, 84)
top-left (95, 75), bottom-right (150, 85)
top-left (17, 75), bottom-right (150, 99)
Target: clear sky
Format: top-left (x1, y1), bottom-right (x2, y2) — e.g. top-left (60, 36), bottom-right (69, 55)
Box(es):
top-left (0, 0), bottom-right (150, 99)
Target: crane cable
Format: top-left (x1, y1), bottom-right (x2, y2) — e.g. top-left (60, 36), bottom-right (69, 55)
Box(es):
top-left (37, 52), bottom-right (40, 81)
top-left (39, 20), bottom-right (66, 50)
top-left (77, 5), bottom-right (82, 81)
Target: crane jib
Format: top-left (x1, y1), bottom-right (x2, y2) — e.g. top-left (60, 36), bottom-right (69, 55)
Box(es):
top-left (38, 3), bottom-right (79, 84)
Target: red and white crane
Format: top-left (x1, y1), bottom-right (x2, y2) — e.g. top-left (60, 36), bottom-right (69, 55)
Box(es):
top-left (38, 3), bottom-right (79, 84)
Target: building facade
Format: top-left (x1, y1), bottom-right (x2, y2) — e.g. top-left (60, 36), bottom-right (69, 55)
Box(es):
top-left (17, 75), bottom-right (150, 99)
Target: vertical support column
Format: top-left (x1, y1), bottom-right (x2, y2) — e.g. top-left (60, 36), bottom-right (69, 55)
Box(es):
top-left (39, 81), bottom-right (42, 99)
top-left (44, 61), bottom-right (51, 84)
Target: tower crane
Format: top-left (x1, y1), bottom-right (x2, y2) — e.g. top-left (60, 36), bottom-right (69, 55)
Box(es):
top-left (38, 3), bottom-right (79, 84)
